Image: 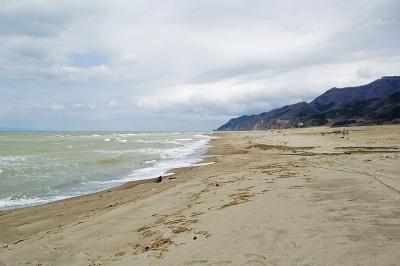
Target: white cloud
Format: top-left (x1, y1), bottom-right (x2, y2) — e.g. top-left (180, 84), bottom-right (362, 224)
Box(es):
top-left (357, 67), bottom-right (372, 79)
top-left (137, 56), bottom-right (400, 119)
top-left (1, 0), bottom-right (399, 130)
top-left (56, 65), bottom-right (111, 82)
top-left (51, 104), bottom-right (64, 110)
top-left (108, 100), bottom-right (122, 107)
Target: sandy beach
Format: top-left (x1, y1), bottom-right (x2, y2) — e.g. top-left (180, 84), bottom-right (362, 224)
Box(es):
top-left (1, 125), bottom-right (400, 265)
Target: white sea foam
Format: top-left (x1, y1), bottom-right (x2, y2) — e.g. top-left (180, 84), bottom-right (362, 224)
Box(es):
top-left (120, 138), bottom-right (211, 182)
top-left (0, 195), bottom-right (68, 210)
top-left (0, 156), bottom-right (29, 162)
top-left (86, 137), bottom-right (211, 186)
top-left (143, 160), bottom-right (157, 164)
top-left (192, 162), bottom-right (215, 166)
top-left (0, 156), bottom-right (31, 167)
top-left (100, 150), bottom-right (144, 158)
top-left (163, 172), bottom-right (175, 177)
top-left (112, 133), bottom-right (157, 137)
top-left (94, 149), bottom-right (137, 155)
top-left (133, 139), bottom-right (182, 145)
top-left (135, 139), bottom-right (209, 159)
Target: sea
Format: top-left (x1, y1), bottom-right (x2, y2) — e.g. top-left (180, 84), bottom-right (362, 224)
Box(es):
top-left (0, 132), bottom-right (213, 211)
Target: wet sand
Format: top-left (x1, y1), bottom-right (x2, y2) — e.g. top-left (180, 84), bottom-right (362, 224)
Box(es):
top-left (1, 125), bottom-right (400, 265)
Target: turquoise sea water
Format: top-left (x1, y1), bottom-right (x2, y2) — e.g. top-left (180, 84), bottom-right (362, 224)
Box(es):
top-left (0, 132), bottom-right (212, 210)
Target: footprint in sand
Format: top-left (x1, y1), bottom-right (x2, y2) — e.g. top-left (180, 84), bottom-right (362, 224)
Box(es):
top-left (244, 259), bottom-right (268, 265)
top-left (183, 260), bottom-right (209, 265)
top-left (245, 253), bottom-right (267, 260)
top-left (207, 261), bottom-right (232, 265)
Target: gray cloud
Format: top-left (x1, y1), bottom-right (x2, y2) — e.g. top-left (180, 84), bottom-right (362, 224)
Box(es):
top-left (0, 0), bottom-right (399, 130)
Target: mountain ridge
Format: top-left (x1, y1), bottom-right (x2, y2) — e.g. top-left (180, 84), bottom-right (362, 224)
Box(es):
top-left (217, 76), bottom-right (400, 131)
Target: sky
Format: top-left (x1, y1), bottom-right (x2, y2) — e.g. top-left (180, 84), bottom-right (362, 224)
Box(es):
top-left (0, 0), bottom-right (399, 131)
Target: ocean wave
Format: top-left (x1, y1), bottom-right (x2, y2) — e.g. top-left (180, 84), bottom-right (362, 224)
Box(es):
top-left (0, 132), bottom-right (212, 211)
top-left (93, 149), bottom-right (138, 155)
top-left (192, 162), bottom-right (215, 166)
top-left (0, 155), bottom-right (29, 163)
top-left (112, 133), bottom-right (159, 137)
top-left (102, 138), bottom-right (130, 143)
top-left (96, 157), bottom-right (121, 165)
top-left (134, 139), bottom-right (209, 159)
top-left (83, 137), bottom-right (211, 186)
top-left (120, 138), bottom-right (211, 182)
top-left (194, 134), bottom-right (217, 139)
top-left (143, 159), bottom-right (157, 164)
top-left (0, 156), bottom-right (32, 168)
top-left (133, 139), bottom-right (182, 145)
top-left (0, 194), bottom-right (67, 210)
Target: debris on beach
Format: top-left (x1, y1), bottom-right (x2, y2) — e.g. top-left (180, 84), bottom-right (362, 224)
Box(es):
top-left (112, 251), bottom-right (126, 261)
top-left (325, 129), bottom-right (350, 135)
top-left (142, 237), bottom-right (172, 252)
top-left (172, 227), bottom-right (190, 234)
top-left (109, 202), bottom-right (119, 207)
top-left (194, 230), bottom-right (211, 238)
top-left (155, 176), bottom-right (163, 183)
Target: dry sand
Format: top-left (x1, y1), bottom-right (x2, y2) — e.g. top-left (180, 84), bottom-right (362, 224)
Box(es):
top-left (1, 125), bottom-right (400, 265)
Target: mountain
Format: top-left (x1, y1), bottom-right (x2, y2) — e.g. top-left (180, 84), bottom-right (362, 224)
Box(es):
top-left (218, 102), bottom-right (322, 131)
top-left (310, 76), bottom-right (400, 111)
top-left (217, 76), bottom-right (400, 131)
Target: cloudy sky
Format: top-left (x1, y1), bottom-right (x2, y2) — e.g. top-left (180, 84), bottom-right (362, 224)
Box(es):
top-left (0, 0), bottom-right (399, 131)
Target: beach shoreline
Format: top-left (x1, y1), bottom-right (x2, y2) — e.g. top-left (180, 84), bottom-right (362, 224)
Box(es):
top-left (0, 136), bottom-right (217, 243)
top-left (1, 125), bottom-right (400, 265)
top-left (0, 131), bottom-right (213, 212)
